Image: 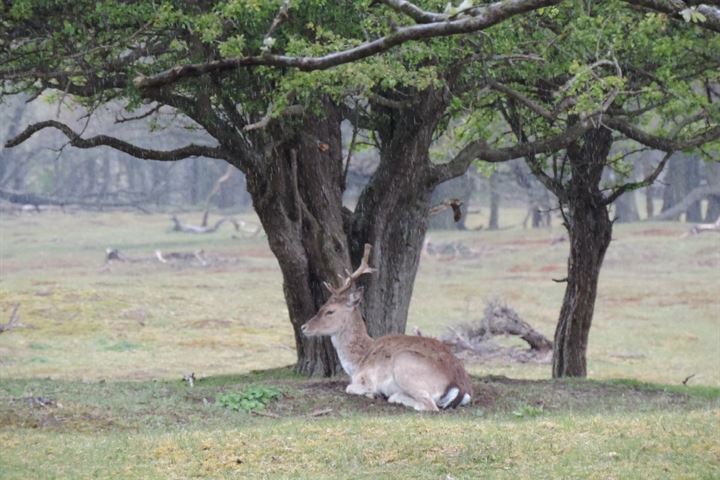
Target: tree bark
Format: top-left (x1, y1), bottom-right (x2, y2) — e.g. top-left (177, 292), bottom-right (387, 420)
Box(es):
top-left (350, 90), bottom-right (447, 338)
top-left (488, 171), bottom-right (500, 230)
top-left (704, 161), bottom-right (720, 222)
top-left (552, 127), bottom-right (613, 378)
top-left (243, 92), bottom-right (451, 376)
top-left (245, 102), bottom-right (349, 377)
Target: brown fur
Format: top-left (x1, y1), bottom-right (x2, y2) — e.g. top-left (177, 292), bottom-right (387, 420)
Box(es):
top-left (302, 290), bottom-right (472, 411)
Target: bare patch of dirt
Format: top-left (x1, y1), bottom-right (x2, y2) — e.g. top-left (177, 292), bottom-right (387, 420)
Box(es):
top-left (636, 228), bottom-right (679, 237)
top-left (188, 318), bottom-right (233, 329)
top-left (538, 265), bottom-right (561, 272)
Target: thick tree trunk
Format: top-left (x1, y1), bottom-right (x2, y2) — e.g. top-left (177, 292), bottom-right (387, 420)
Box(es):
top-left (552, 127), bottom-right (613, 378)
top-left (350, 92), bottom-right (447, 339)
top-left (245, 103), bottom-right (349, 377)
top-left (241, 89), bottom-right (452, 376)
top-left (553, 198), bottom-right (612, 377)
top-left (243, 93), bottom-right (450, 376)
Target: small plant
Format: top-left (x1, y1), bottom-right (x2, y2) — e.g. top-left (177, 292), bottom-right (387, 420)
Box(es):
top-left (217, 385), bottom-right (281, 412)
top-left (512, 404), bottom-right (544, 418)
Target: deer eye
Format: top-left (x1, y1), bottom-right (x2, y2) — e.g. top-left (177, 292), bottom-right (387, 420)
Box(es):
top-left (326, 310), bottom-right (335, 315)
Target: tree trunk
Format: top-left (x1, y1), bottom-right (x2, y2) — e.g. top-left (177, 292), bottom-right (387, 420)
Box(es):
top-left (552, 127), bottom-right (613, 378)
top-left (704, 161), bottom-right (720, 222)
top-left (243, 92), bottom-right (450, 376)
top-left (245, 103), bottom-right (349, 377)
top-left (350, 91), bottom-right (447, 339)
top-left (685, 155), bottom-right (702, 222)
top-left (488, 171), bottom-right (500, 230)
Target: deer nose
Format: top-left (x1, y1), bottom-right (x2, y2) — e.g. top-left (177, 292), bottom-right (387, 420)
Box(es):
top-left (301, 324), bottom-right (308, 334)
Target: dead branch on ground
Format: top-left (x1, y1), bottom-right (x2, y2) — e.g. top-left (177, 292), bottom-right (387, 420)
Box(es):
top-left (171, 215), bottom-right (239, 234)
top-left (685, 216), bottom-right (720, 237)
top-left (441, 299), bottom-right (552, 363)
top-left (0, 304), bottom-right (28, 334)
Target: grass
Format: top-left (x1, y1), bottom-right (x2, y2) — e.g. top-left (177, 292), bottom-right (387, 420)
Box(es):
top-left (0, 369), bottom-right (718, 479)
top-left (1, 208), bottom-right (719, 478)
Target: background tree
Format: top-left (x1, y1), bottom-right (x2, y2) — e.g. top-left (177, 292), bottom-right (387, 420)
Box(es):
top-left (457, 0), bottom-right (719, 376)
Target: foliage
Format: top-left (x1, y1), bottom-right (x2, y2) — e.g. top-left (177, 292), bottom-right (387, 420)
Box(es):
top-left (512, 404), bottom-right (544, 418)
top-left (217, 385), bottom-right (281, 412)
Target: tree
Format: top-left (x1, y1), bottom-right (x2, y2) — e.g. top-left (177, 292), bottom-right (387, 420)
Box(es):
top-left (459, 0), bottom-right (719, 376)
top-left (1, 0), bottom-right (564, 376)
top-left (3, 0), bottom-right (717, 380)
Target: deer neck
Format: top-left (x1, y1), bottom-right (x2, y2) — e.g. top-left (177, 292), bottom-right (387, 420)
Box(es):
top-left (331, 309), bottom-right (373, 376)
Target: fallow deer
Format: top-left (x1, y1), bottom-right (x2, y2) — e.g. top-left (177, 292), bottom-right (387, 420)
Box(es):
top-left (302, 244), bottom-right (472, 411)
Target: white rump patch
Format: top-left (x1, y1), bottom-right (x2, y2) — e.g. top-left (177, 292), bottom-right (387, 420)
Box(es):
top-left (437, 387), bottom-right (459, 409)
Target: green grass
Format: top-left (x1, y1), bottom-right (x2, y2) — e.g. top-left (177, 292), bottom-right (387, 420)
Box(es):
top-left (0, 370), bottom-right (718, 479)
top-left (1, 209), bottom-right (719, 478)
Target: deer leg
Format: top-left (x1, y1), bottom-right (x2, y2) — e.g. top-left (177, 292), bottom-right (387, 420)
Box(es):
top-left (388, 392), bottom-right (438, 412)
top-left (346, 374), bottom-right (376, 398)
top-left (391, 352), bottom-right (442, 412)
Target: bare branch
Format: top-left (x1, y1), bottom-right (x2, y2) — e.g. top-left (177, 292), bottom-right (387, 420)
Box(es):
top-left (487, 79), bottom-right (555, 121)
top-left (623, 0), bottom-right (720, 33)
top-left (603, 150), bottom-right (673, 205)
top-left (378, 0), bottom-right (448, 23)
top-left (431, 119), bottom-right (593, 183)
top-left (0, 304), bottom-right (27, 334)
top-left (5, 120), bottom-right (228, 161)
top-left (264, 1), bottom-right (290, 43)
top-left (243, 103), bottom-right (274, 132)
top-left (605, 117), bottom-right (720, 151)
top-left (115, 104), bottom-right (162, 124)
top-left (133, 0), bottom-right (560, 90)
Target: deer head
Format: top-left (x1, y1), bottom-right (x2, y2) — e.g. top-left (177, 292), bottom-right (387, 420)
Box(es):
top-left (301, 244), bottom-right (375, 337)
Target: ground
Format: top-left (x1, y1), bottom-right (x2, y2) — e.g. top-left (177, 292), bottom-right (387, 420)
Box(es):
top-left (0, 208), bottom-right (718, 478)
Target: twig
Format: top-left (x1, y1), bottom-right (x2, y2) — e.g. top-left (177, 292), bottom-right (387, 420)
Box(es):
top-left (0, 304), bottom-right (27, 333)
top-left (309, 407), bottom-right (333, 417)
top-left (251, 410), bottom-right (280, 418)
top-left (682, 373), bottom-right (696, 386)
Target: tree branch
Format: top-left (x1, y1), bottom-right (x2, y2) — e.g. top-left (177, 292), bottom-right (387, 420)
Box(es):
top-left (431, 119), bottom-right (593, 183)
top-left (133, 0), bottom-right (560, 90)
top-left (623, 0), bottom-right (720, 33)
top-left (487, 78), bottom-right (555, 121)
top-left (5, 120), bottom-right (228, 161)
top-left (603, 150), bottom-right (673, 205)
top-left (604, 117), bottom-right (720, 151)
top-left (378, 0), bottom-right (448, 23)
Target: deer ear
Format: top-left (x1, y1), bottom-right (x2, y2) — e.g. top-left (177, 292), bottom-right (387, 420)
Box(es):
top-left (346, 288), bottom-right (363, 308)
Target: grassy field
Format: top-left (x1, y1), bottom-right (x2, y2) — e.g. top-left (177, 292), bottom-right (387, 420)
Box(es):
top-left (1, 209), bottom-right (719, 478)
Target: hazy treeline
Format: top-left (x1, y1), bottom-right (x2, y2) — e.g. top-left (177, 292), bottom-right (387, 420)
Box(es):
top-left (1, 94), bottom-right (718, 224)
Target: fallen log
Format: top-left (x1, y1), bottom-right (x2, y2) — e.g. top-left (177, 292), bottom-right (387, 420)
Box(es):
top-left (0, 304), bottom-right (29, 334)
top-left (686, 216), bottom-right (720, 236)
top-left (171, 215), bottom-right (239, 234)
top-left (441, 299), bottom-right (553, 364)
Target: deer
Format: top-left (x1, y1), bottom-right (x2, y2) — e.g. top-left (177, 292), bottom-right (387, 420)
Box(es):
top-left (301, 244), bottom-right (473, 412)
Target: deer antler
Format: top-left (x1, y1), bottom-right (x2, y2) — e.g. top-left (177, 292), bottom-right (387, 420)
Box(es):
top-left (324, 243), bottom-right (376, 296)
